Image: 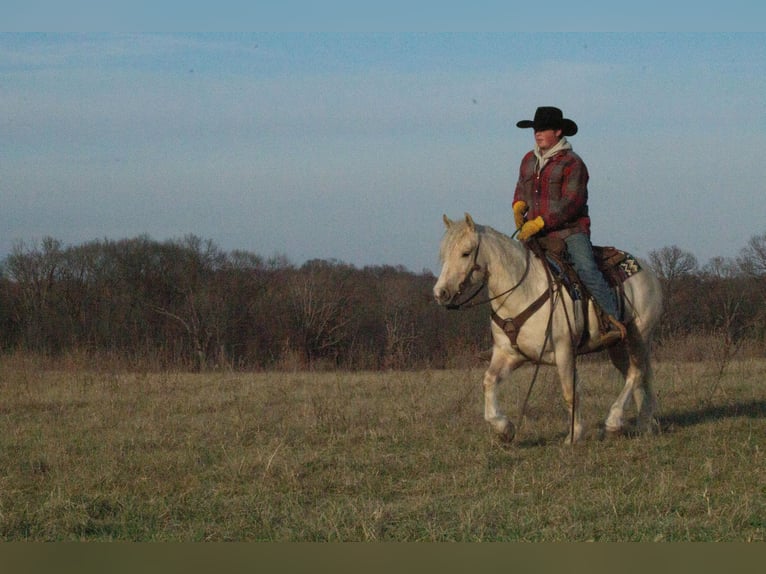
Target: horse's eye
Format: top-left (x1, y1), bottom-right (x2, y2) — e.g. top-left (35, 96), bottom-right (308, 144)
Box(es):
top-left (462, 251), bottom-right (471, 258)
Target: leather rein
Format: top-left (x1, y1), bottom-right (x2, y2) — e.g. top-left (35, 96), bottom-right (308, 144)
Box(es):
top-left (444, 232), bottom-right (580, 441)
top-left (445, 234), bottom-right (486, 310)
top-left (446, 238), bottom-right (551, 352)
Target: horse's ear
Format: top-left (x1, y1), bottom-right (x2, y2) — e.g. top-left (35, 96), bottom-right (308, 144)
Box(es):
top-left (464, 213), bottom-right (475, 231)
top-left (443, 214), bottom-right (453, 229)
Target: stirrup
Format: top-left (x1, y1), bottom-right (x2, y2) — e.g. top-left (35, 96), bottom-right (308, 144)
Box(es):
top-left (605, 314), bottom-right (627, 341)
top-left (591, 314), bottom-right (626, 349)
top-left (598, 329), bottom-right (625, 348)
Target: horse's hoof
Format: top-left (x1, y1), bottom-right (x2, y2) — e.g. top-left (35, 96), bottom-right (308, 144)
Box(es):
top-left (601, 426), bottom-right (625, 440)
top-left (498, 421), bottom-right (516, 444)
top-left (637, 418), bottom-right (661, 435)
top-left (564, 435), bottom-right (584, 445)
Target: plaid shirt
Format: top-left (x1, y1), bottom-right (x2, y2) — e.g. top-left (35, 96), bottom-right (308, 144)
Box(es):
top-left (513, 147), bottom-right (591, 239)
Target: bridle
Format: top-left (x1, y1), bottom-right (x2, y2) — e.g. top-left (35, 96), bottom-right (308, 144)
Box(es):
top-left (445, 234), bottom-right (485, 310)
top-left (445, 234), bottom-right (533, 311)
top-left (444, 233), bottom-right (579, 441)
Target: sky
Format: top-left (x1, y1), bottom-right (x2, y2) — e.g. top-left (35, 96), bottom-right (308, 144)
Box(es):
top-left (2, 32), bottom-right (766, 274)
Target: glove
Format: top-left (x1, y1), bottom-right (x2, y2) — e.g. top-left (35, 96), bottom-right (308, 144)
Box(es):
top-left (517, 216), bottom-right (545, 241)
top-left (512, 201), bottom-right (527, 230)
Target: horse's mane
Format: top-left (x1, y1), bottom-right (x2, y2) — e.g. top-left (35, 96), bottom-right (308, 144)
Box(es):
top-left (441, 219), bottom-right (523, 269)
top-left (480, 224), bottom-right (524, 269)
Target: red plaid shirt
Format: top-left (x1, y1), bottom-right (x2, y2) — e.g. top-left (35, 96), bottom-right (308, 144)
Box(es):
top-left (513, 148), bottom-right (591, 239)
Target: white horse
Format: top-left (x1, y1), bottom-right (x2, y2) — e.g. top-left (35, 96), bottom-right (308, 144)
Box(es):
top-left (433, 213), bottom-right (663, 444)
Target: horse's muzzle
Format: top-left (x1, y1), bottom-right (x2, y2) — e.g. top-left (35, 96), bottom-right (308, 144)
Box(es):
top-left (433, 285), bottom-right (453, 306)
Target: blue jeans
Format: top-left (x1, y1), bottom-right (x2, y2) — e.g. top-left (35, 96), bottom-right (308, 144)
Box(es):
top-left (564, 232), bottom-right (620, 319)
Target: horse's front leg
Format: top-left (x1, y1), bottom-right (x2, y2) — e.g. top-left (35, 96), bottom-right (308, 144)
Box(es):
top-left (557, 352), bottom-right (584, 444)
top-left (483, 350), bottom-right (523, 443)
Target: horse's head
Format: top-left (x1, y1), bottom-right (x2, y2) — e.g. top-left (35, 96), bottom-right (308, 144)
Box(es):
top-left (433, 213), bottom-right (486, 307)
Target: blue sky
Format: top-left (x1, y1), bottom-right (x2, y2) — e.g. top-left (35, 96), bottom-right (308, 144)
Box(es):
top-left (2, 33), bottom-right (765, 272)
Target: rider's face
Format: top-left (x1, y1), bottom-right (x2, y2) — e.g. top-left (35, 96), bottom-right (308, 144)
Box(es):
top-left (534, 128), bottom-right (563, 152)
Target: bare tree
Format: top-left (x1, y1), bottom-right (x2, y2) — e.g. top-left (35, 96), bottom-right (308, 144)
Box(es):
top-left (701, 256), bottom-right (754, 400)
top-left (4, 238), bottom-right (65, 350)
top-left (648, 245), bottom-right (699, 337)
top-left (285, 260), bottom-right (357, 368)
top-left (147, 236), bottom-right (228, 371)
top-left (648, 245), bottom-right (699, 299)
top-left (735, 230), bottom-right (766, 348)
top-left (738, 231), bottom-right (766, 277)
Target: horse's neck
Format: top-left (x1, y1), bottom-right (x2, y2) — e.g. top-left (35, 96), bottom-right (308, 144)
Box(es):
top-left (482, 232), bottom-right (549, 310)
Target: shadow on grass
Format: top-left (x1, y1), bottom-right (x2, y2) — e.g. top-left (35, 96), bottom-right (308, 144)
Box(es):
top-left (487, 400), bottom-right (766, 447)
top-left (659, 399), bottom-right (766, 431)
top-left (516, 439), bottom-right (547, 448)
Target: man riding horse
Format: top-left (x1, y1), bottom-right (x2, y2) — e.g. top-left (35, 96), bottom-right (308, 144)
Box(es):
top-left (513, 106), bottom-right (626, 347)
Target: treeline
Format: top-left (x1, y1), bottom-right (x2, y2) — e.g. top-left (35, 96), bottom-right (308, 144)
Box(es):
top-left (0, 232), bottom-right (764, 371)
top-left (0, 235), bottom-right (488, 371)
top-left (648, 234), bottom-right (766, 359)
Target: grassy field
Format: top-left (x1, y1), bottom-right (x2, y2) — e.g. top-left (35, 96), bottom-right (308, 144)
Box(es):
top-left (0, 353), bottom-right (763, 541)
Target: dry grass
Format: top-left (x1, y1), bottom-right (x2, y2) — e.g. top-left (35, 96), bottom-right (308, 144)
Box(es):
top-left (0, 352), bottom-right (763, 541)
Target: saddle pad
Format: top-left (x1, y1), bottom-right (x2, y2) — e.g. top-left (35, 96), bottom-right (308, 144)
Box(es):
top-left (593, 246), bottom-right (642, 286)
top-left (545, 246), bottom-right (641, 301)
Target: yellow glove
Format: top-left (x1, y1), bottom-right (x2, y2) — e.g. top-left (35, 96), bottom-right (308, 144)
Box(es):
top-left (517, 216), bottom-right (544, 241)
top-left (512, 201), bottom-right (527, 230)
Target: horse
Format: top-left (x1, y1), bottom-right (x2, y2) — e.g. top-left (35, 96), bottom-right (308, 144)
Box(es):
top-left (433, 213), bottom-right (663, 444)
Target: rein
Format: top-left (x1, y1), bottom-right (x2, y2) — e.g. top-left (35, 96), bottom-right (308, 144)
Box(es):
top-left (446, 243), bottom-right (532, 311)
top-left (445, 233), bottom-right (580, 441)
top-left (445, 234), bottom-right (484, 310)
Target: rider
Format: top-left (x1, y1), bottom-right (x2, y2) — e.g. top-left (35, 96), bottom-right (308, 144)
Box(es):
top-left (512, 106), bottom-right (626, 346)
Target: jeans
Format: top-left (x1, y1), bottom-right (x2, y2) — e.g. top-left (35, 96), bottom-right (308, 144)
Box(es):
top-left (564, 232), bottom-right (620, 319)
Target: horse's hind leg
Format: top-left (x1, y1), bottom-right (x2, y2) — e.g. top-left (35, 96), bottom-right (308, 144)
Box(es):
top-left (605, 335), bottom-right (656, 434)
top-left (604, 343), bottom-right (631, 433)
top-left (630, 342), bottom-right (657, 433)
top-left (483, 351), bottom-right (521, 442)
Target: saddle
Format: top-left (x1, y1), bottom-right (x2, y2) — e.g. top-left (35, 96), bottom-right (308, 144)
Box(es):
top-left (528, 236), bottom-right (642, 334)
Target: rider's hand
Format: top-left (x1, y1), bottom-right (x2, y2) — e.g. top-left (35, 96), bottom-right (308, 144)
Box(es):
top-left (517, 216), bottom-right (544, 241)
top-left (512, 201), bottom-right (528, 230)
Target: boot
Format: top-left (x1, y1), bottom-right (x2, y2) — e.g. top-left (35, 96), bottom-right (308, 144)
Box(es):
top-left (598, 314), bottom-right (627, 347)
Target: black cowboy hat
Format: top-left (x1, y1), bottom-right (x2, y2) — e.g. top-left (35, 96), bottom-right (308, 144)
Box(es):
top-left (516, 106), bottom-right (578, 136)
